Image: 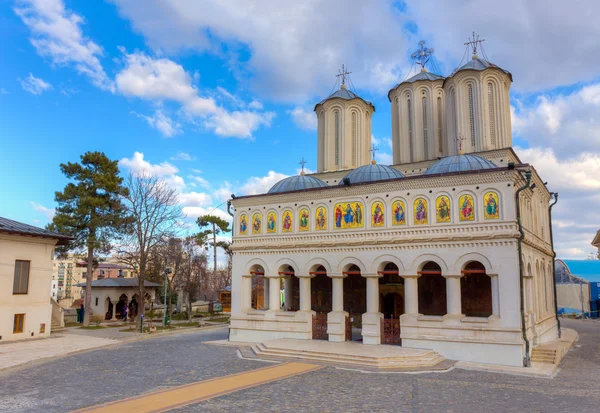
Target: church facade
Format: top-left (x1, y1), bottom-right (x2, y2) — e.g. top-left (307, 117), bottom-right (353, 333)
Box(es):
top-left (228, 42), bottom-right (559, 368)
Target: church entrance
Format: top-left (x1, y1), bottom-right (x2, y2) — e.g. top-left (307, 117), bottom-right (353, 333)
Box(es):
top-left (343, 265), bottom-right (366, 342)
top-left (379, 263), bottom-right (403, 345)
top-left (310, 266), bottom-right (331, 340)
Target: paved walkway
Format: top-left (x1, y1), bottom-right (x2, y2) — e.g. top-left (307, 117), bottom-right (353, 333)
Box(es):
top-left (0, 333), bottom-right (119, 371)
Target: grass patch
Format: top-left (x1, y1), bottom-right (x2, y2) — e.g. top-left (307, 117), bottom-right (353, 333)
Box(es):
top-left (208, 317), bottom-right (230, 323)
top-left (65, 322), bottom-right (80, 327)
top-left (173, 321), bottom-right (200, 328)
top-left (79, 325), bottom-right (105, 330)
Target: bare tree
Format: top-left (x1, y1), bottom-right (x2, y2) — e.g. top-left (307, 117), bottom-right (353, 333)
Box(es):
top-left (178, 236), bottom-right (207, 320)
top-left (118, 174), bottom-right (182, 320)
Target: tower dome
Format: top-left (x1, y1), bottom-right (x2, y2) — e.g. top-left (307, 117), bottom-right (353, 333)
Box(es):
top-left (339, 162), bottom-right (404, 185)
top-left (424, 154), bottom-right (497, 175)
top-left (268, 174), bottom-right (328, 194)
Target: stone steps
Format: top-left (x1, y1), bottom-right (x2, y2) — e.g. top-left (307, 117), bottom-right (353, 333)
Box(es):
top-left (251, 342), bottom-right (446, 369)
top-left (531, 348), bottom-right (557, 364)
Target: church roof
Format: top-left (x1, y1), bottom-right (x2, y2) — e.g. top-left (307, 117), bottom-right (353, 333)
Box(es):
top-left (75, 278), bottom-right (160, 288)
top-left (424, 154), bottom-right (497, 175)
top-left (268, 175), bottom-right (328, 194)
top-left (387, 71), bottom-right (445, 100)
top-left (314, 86), bottom-right (375, 111)
top-left (339, 163), bottom-right (405, 186)
top-left (0, 216), bottom-right (72, 245)
top-left (449, 57), bottom-right (512, 81)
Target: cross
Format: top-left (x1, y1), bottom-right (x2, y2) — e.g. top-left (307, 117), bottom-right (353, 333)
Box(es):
top-left (410, 40), bottom-right (435, 71)
top-left (464, 31), bottom-right (485, 58)
top-left (336, 64), bottom-right (352, 86)
top-left (369, 144), bottom-right (379, 161)
top-left (454, 134), bottom-right (466, 154)
top-left (299, 157), bottom-right (307, 175)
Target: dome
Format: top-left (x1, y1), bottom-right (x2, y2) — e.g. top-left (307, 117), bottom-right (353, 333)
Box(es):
top-left (314, 85), bottom-right (375, 111)
top-left (268, 174), bottom-right (328, 194)
top-left (339, 163), bottom-right (405, 185)
top-left (424, 154), bottom-right (497, 175)
top-left (452, 57), bottom-right (512, 80)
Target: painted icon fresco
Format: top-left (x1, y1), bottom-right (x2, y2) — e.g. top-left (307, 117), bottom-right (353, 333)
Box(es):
top-left (392, 199), bottom-right (406, 226)
top-left (267, 211), bottom-right (277, 233)
top-left (315, 206), bottom-right (327, 231)
top-left (371, 201), bottom-right (385, 227)
top-left (334, 201), bottom-right (365, 229)
top-left (252, 213), bottom-right (262, 234)
top-left (282, 210), bottom-right (293, 232)
top-left (459, 194), bottom-right (475, 221)
top-left (413, 198), bottom-right (428, 225)
top-left (299, 208), bottom-right (310, 232)
top-left (436, 195), bottom-right (451, 223)
top-left (484, 191), bottom-right (500, 220)
top-left (239, 213), bottom-right (248, 235)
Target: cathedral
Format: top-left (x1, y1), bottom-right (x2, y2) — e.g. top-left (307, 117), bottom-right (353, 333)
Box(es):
top-left (227, 38), bottom-right (559, 367)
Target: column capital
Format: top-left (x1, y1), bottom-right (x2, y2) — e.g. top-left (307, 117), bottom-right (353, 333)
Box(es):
top-left (443, 274), bottom-right (464, 279)
top-left (328, 272), bottom-right (346, 278)
top-left (362, 273), bottom-right (382, 278)
top-left (295, 273), bottom-right (313, 278)
top-left (242, 274), bottom-right (253, 278)
top-left (401, 274), bottom-right (420, 279)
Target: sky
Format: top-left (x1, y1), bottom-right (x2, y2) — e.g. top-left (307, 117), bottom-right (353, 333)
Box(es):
top-left (1, 0), bottom-right (599, 260)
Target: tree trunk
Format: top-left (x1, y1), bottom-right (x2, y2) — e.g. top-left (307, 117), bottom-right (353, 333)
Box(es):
top-left (138, 255), bottom-right (146, 321)
top-left (83, 245), bottom-right (94, 327)
top-left (212, 222), bottom-right (217, 291)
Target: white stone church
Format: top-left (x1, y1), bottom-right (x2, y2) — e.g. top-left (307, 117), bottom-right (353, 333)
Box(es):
top-left (228, 39), bottom-right (559, 367)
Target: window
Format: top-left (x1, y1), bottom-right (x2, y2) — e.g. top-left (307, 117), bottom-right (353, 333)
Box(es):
top-left (83, 271), bottom-right (87, 279)
top-left (422, 97), bottom-right (428, 157)
top-left (461, 262), bottom-right (492, 317)
top-left (468, 84), bottom-right (476, 148)
top-left (334, 110), bottom-right (341, 167)
top-left (437, 97), bottom-right (443, 153)
top-left (13, 260), bottom-right (30, 294)
top-left (351, 111), bottom-right (357, 166)
top-left (407, 99), bottom-right (413, 162)
top-left (95, 297), bottom-right (99, 306)
top-left (418, 262), bottom-right (446, 316)
top-left (13, 314), bottom-right (25, 333)
top-left (488, 83), bottom-right (497, 145)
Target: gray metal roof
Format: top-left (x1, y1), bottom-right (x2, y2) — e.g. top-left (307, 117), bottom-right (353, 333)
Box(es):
top-left (451, 57), bottom-right (512, 80)
top-left (424, 154), bottom-right (497, 175)
top-left (0, 216), bottom-right (72, 245)
top-left (268, 175), bottom-right (328, 194)
top-left (387, 71), bottom-right (445, 100)
top-left (75, 277), bottom-right (160, 288)
top-left (314, 86), bottom-right (375, 110)
top-left (339, 163), bottom-right (405, 185)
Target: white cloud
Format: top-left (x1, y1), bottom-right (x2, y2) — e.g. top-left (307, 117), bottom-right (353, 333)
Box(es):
top-left (170, 152), bottom-right (194, 161)
top-left (515, 146), bottom-right (600, 259)
top-left (188, 175), bottom-right (211, 189)
top-left (116, 50), bottom-right (274, 138)
top-left (178, 192), bottom-right (212, 207)
top-left (288, 107), bottom-right (317, 131)
top-left (19, 73), bottom-right (52, 95)
top-left (182, 206), bottom-right (231, 223)
top-left (376, 152), bottom-right (393, 165)
top-left (0, 88), bottom-right (9, 94)
top-left (30, 201), bottom-right (55, 220)
top-left (110, 0), bottom-right (410, 100)
top-left (239, 171), bottom-right (289, 196)
top-left (405, 0), bottom-right (600, 92)
top-left (248, 100), bottom-right (263, 110)
top-left (132, 109), bottom-right (181, 138)
top-left (15, 0), bottom-right (114, 92)
top-left (513, 83), bottom-right (600, 157)
top-left (119, 152), bottom-right (178, 177)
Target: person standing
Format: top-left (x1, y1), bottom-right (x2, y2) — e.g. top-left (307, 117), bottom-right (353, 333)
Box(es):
top-left (122, 303), bottom-right (128, 322)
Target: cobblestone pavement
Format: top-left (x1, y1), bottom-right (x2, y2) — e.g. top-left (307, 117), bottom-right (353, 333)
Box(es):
top-left (1, 320), bottom-right (599, 413)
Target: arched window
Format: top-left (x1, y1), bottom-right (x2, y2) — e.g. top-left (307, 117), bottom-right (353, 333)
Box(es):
top-left (468, 84), bottom-right (476, 148)
top-left (318, 111), bottom-right (324, 170)
top-left (418, 262), bottom-right (446, 316)
top-left (437, 96), bottom-right (443, 153)
top-left (279, 265), bottom-right (299, 311)
top-left (351, 111), bottom-right (358, 166)
top-left (335, 110), bottom-right (341, 167)
top-left (407, 98), bottom-right (414, 162)
top-left (461, 262), bottom-right (492, 317)
top-left (310, 265), bottom-right (332, 314)
top-left (488, 83), bottom-right (497, 146)
top-left (251, 266), bottom-right (267, 310)
top-left (379, 263), bottom-right (404, 319)
top-left (450, 89), bottom-right (457, 149)
top-left (422, 97), bottom-right (428, 158)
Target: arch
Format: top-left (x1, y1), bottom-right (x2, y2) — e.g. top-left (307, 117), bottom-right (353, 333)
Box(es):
top-left (390, 197), bottom-right (407, 226)
top-left (461, 261), bottom-right (493, 317)
top-left (370, 198), bottom-right (386, 228)
top-left (435, 193), bottom-right (452, 223)
top-left (303, 258), bottom-right (333, 275)
top-left (351, 109), bottom-right (358, 166)
top-left (457, 191), bottom-right (476, 222)
top-left (482, 190), bottom-right (500, 220)
top-left (238, 212), bottom-right (249, 236)
top-left (315, 204), bottom-right (328, 231)
top-left (418, 261), bottom-right (447, 316)
top-left (281, 209), bottom-right (293, 233)
top-left (251, 211), bottom-right (262, 235)
top-left (334, 109), bottom-right (341, 167)
top-left (274, 258), bottom-right (300, 277)
top-left (371, 254), bottom-right (406, 275)
top-left (410, 254), bottom-right (449, 274)
top-left (245, 258), bottom-right (269, 276)
top-left (298, 206), bottom-right (310, 232)
top-left (266, 209), bottom-right (277, 233)
top-left (337, 257), bottom-right (368, 274)
top-left (453, 253), bottom-right (493, 274)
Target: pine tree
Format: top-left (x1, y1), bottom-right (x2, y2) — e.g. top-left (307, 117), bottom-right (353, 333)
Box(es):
top-left (49, 152), bottom-right (132, 326)
top-left (197, 215), bottom-right (230, 294)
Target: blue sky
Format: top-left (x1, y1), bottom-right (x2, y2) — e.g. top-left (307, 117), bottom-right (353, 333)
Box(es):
top-left (1, 0), bottom-right (599, 259)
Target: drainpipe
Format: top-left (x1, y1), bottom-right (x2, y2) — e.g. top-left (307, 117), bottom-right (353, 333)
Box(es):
top-left (516, 169), bottom-right (532, 367)
top-left (548, 193), bottom-right (561, 338)
top-left (227, 200), bottom-right (234, 218)
top-left (226, 199), bottom-right (234, 341)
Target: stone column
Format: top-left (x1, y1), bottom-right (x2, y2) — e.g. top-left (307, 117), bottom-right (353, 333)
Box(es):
top-left (444, 274), bottom-right (464, 323)
top-left (284, 276), bottom-right (293, 310)
top-left (490, 274), bottom-right (500, 317)
top-left (111, 299), bottom-right (118, 321)
top-left (268, 277), bottom-right (280, 312)
top-left (402, 275), bottom-right (419, 315)
top-left (362, 274), bottom-right (383, 345)
top-left (242, 275), bottom-right (252, 312)
top-left (263, 277), bottom-right (270, 310)
top-left (327, 273), bottom-right (348, 342)
top-left (299, 276), bottom-right (312, 312)
top-left (295, 275), bottom-right (315, 340)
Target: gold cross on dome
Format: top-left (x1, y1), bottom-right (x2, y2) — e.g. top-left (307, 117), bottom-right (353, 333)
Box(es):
top-left (299, 157), bottom-right (307, 175)
top-left (464, 31), bottom-right (485, 59)
top-left (336, 64), bottom-right (352, 86)
top-left (411, 40), bottom-right (435, 71)
top-left (454, 134), bottom-right (466, 154)
top-left (370, 144), bottom-right (379, 161)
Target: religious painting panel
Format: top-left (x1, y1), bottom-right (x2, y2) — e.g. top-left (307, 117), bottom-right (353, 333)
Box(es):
top-left (282, 209), bottom-right (293, 233)
top-left (299, 208), bottom-right (310, 232)
top-left (315, 206), bottom-right (327, 231)
top-left (435, 195), bottom-right (451, 223)
top-left (239, 213), bottom-right (249, 235)
top-left (484, 191), bottom-right (500, 220)
top-left (252, 212), bottom-right (262, 234)
top-left (459, 194), bottom-right (475, 221)
top-left (391, 199), bottom-right (406, 226)
top-left (266, 211), bottom-right (277, 233)
top-left (334, 201), bottom-right (365, 229)
top-left (371, 201), bottom-right (385, 227)
top-left (413, 198), bottom-right (428, 225)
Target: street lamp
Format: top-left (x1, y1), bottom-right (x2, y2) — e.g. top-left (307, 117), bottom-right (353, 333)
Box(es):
top-left (164, 267), bottom-right (172, 327)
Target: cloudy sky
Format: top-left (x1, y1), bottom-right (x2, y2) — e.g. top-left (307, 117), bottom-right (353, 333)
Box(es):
top-left (1, 0), bottom-right (599, 259)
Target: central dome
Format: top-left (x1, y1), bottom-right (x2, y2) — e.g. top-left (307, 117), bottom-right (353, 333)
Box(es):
top-left (424, 154), bottom-right (497, 175)
top-left (339, 163), bottom-right (404, 185)
top-left (268, 175), bottom-right (328, 194)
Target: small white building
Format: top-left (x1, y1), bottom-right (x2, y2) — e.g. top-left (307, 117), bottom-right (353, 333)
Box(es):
top-left (0, 217), bottom-right (71, 342)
